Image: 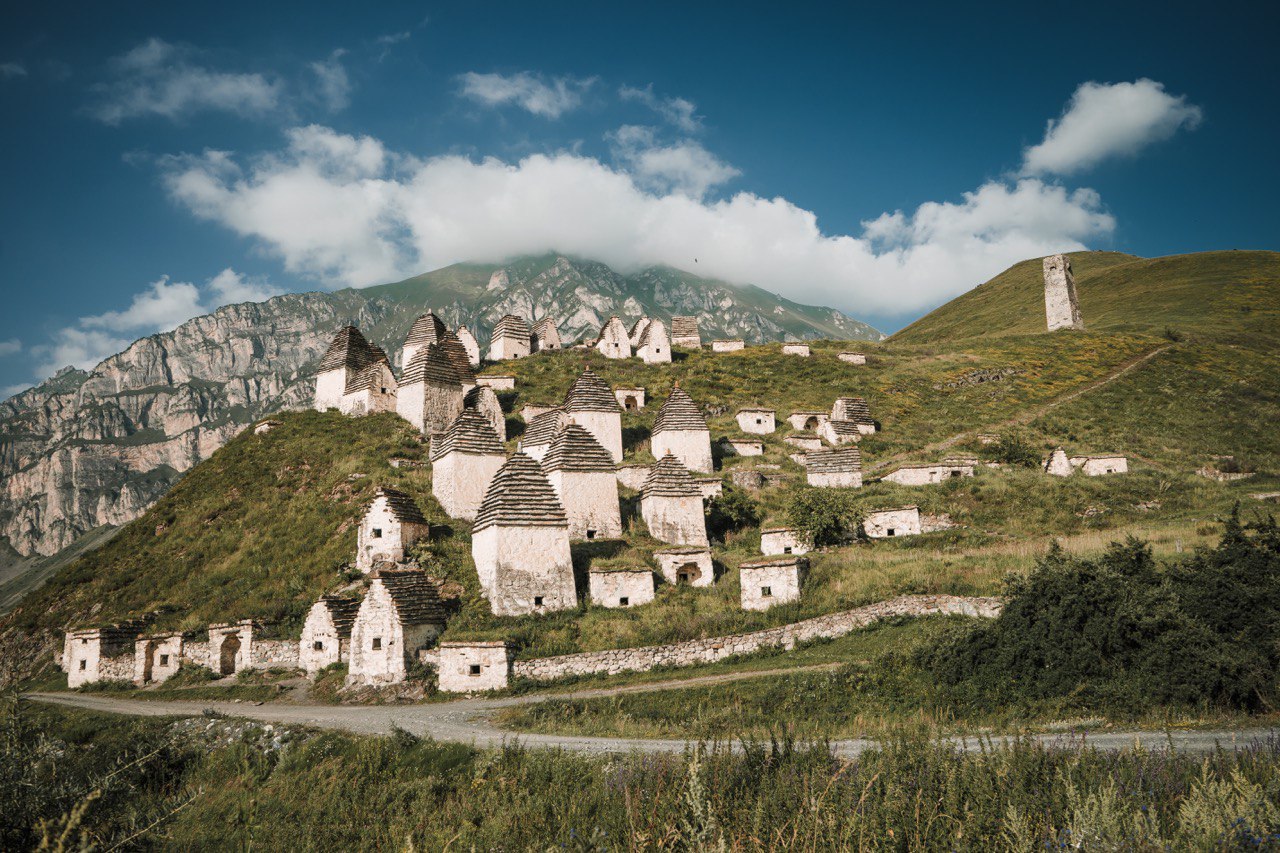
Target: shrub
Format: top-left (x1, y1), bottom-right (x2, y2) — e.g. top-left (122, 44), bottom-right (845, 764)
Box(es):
top-left (704, 488), bottom-right (761, 542)
top-left (927, 519), bottom-right (1280, 714)
top-left (983, 433), bottom-right (1042, 468)
top-left (786, 487), bottom-right (861, 547)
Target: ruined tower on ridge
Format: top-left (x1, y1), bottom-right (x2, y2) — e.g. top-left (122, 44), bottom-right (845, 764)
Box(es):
top-left (1043, 254), bottom-right (1084, 332)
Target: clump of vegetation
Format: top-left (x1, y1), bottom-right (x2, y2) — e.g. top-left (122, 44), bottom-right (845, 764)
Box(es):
top-left (928, 514), bottom-right (1280, 714)
top-left (786, 487), bottom-right (861, 546)
top-left (982, 432), bottom-right (1043, 468)
top-left (704, 487), bottom-right (761, 542)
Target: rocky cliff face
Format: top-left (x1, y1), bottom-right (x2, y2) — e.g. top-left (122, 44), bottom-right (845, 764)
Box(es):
top-left (0, 255), bottom-right (880, 561)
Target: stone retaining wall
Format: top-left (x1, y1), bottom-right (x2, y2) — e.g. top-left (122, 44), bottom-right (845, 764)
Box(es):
top-left (252, 639), bottom-right (300, 669)
top-left (512, 594), bottom-right (1000, 682)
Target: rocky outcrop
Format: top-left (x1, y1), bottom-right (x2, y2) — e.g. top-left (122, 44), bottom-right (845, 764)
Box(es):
top-left (1, 255), bottom-right (880, 561)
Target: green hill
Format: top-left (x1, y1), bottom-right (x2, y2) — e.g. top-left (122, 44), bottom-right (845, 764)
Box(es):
top-left (892, 250), bottom-right (1280, 344)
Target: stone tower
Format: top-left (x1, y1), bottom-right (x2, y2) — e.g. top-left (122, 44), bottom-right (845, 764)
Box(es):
top-left (314, 326), bottom-right (393, 413)
top-left (594, 316), bottom-right (632, 359)
top-left (401, 313), bottom-right (448, 370)
top-left (635, 318), bottom-right (672, 364)
top-left (488, 314), bottom-right (532, 361)
top-left (563, 368), bottom-right (623, 462)
top-left (397, 343), bottom-right (466, 436)
top-left (455, 325), bottom-right (481, 367)
top-left (670, 316), bottom-right (702, 349)
top-left (541, 423), bottom-right (622, 540)
top-left (651, 385), bottom-right (712, 474)
top-left (356, 487), bottom-right (432, 572)
top-left (1043, 254), bottom-right (1084, 331)
top-left (431, 409), bottom-right (507, 521)
top-left (531, 317), bottom-right (562, 352)
top-left (471, 452), bottom-right (576, 616)
top-left (641, 453), bottom-right (709, 546)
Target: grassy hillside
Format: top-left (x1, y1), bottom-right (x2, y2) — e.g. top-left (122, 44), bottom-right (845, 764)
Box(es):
top-left (892, 250), bottom-right (1280, 344)
top-left (7, 250), bottom-right (1278, 670)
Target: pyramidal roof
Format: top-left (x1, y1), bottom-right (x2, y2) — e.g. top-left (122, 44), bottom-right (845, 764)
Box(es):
top-left (522, 408), bottom-right (569, 447)
top-left (370, 570), bottom-right (448, 626)
top-left (653, 386), bottom-right (708, 433)
top-left (542, 423), bottom-right (615, 473)
top-left (402, 343), bottom-right (461, 386)
top-left (671, 316), bottom-right (699, 338)
top-left (805, 447), bottom-right (862, 473)
top-left (369, 487), bottom-right (430, 525)
top-left (317, 596), bottom-right (361, 637)
top-left (533, 317), bottom-right (559, 335)
top-left (493, 314), bottom-right (531, 339)
top-left (430, 409), bottom-right (505, 461)
top-left (636, 318), bottom-right (665, 348)
top-left (595, 316), bottom-right (628, 344)
top-left (404, 313), bottom-right (448, 349)
top-left (437, 331), bottom-right (476, 385)
top-left (474, 452), bottom-right (569, 532)
top-left (642, 453), bottom-right (703, 498)
top-left (834, 396), bottom-right (874, 425)
top-left (563, 369), bottom-right (620, 413)
top-left (317, 326), bottom-right (388, 374)
top-left (344, 361), bottom-right (395, 394)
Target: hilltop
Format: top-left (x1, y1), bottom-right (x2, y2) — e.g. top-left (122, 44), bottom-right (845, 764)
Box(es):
top-left (892, 250), bottom-right (1280, 344)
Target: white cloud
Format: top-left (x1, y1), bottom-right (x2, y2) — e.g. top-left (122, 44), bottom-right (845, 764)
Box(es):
top-left (1, 62), bottom-right (27, 79)
top-left (2, 383), bottom-right (31, 400)
top-left (619, 85), bottom-right (701, 132)
top-left (309, 51), bottom-right (351, 112)
top-left (160, 125), bottom-right (1114, 317)
top-left (608, 125), bottom-right (739, 198)
top-left (457, 71), bottom-right (594, 118)
top-left (1022, 79), bottom-right (1202, 175)
top-left (207, 268), bottom-right (282, 304)
top-left (29, 269), bottom-right (278, 377)
top-left (0, 339), bottom-right (20, 356)
top-left (376, 31), bottom-right (411, 46)
top-left (90, 38), bottom-right (282, 125)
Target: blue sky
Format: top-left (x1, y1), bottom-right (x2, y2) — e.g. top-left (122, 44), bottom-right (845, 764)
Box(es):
top-left (2, 0), bottom-right (1276, 396)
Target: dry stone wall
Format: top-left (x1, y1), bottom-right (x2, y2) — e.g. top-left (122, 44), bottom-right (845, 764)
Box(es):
top-left (513, 595), bottom-right (1001, 681)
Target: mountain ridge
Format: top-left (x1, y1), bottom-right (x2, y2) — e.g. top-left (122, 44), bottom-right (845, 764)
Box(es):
top-left (0, 255), bottom-right (880, 565)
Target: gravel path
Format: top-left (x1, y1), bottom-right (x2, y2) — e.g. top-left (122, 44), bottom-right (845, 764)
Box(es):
top-left (27, 665), bottom-right (1278, 759)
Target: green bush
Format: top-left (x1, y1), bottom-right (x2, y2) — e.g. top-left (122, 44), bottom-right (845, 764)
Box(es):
top-left (983, 433), bottom-right (1043, 468)
top-left (927, 516), bottom-right (1280, 713)
top-left (786, 487), bottom-right (861, 547)
top-left (704, 487), bottom-right (761, 543)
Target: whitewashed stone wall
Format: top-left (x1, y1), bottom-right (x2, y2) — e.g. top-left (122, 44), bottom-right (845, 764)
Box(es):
top-left (736, 410), bottom-right (775, 434)
top-left (546, 468), bottom-right (623, 539)
top-left (347, 583), bottom-right (441, 686)
top-left (652, 429), bottom-right (713, 474)
top-left (781, 344), bottom-right (810, 357)
top-left (489, 333), bottom-right (530, 361)
top-left (654, 547), bottom-right (714, 587)
top-left (725, 438), bottom-right (764, 456)
top-left (787, 412), bottom-right (830, 430)
top-left (616, 464), bottom-right (652, 490)
top-left (313, 368), bottom-right (349, 412)
top-left (208, 622), bottom-right (253, 675)
top-left (133, 634), bottom-right (184, 685)
top-left (398, 379), bottom-right (465, 436)
top-left (807, 469), bottom-right (862, 488)
top-left (437, 642), bottom-right (512, 692)
top-left (838, 352), bottom-right (866, 364)
top-left (881, 464), bottom-right (972, 486)
top-left (65, 633), bottom-right (132, 687)
top-left (476, 375), bottom-right (515, 391)
top-left (695, 478), bottom-right (723, 500)
top-left (642, 493), bottom-right (708, 547)
top-left (341, 363), bottom-right (398, 416)
top-left (817, 421), bottom-right (862, 446)
top-left (569, 410), bottom-right (623, 463)
top-left (357, 498), bottom-right (430, 572)
top-left (760, 528), bottom-right (809, 556)
top-left (472, 525), bottom-right (577, 616)
top-left (711, 340), bottom-right (745, 352)
top-left (1072, 455), bottom-right (1128, 476)
top-left (785, 435), bottom-right (823, 450)
top-left (741, 561), bottom-right (805, 610)
top-left (521, 403), bottom-right (558, 421)
top-left (615, 388), bottom-right (646, 410)
top-left (252, 640), bottom-right (299, 669)
top-left (456, 327), bottom-right (481, 366)
top-left (433, 452), bottom-right (506, 522)
top-left (468, 385), bottom-right (507, 441)
top-left (596, 319), bottom-right (632, 359)
top-left (637, 320), bottom-right (671, 364)
top-left (863, 507), bottom-right (921, 538)
top-left (589, 570), bottom-right (655, 608)
top-left (300, 603), bottom-right (346, 676)
top-left (512, 595), bottom-right (1002, 682)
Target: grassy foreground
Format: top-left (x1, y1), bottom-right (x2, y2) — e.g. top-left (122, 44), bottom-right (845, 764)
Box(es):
top-left (6, 698), bottom-right (1280, 851)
